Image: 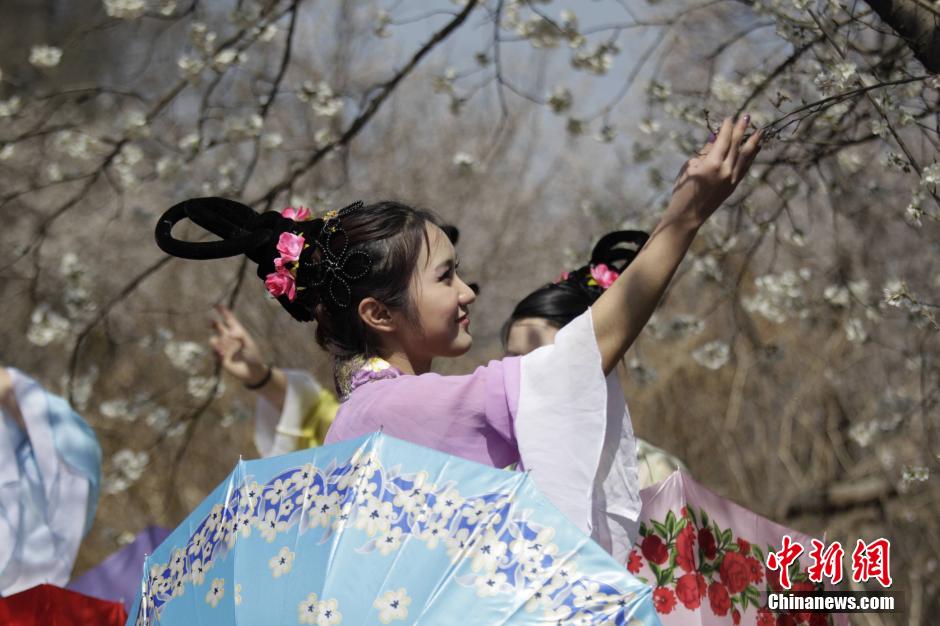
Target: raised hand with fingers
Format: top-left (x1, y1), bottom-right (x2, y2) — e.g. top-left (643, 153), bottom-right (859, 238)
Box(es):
top-left (209, 304), bottom-right (270, 388)
top-left (668, 115), bottom-right (763, 229)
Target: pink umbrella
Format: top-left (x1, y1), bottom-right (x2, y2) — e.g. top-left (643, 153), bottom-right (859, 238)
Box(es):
top-left (627, 471), bottom-right (849, 626)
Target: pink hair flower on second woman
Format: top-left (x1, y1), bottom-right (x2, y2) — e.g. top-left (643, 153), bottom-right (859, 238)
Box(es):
top-left (589, 263), bottom-right (619, 289)
top-left (281, 206), bottom-right (312, 221)
top-left (276, 231), bottom-right (305, 262)
top-left (265, 267), bottom-right (297, 301)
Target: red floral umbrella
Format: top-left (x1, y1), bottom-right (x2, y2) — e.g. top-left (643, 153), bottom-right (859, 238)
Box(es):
top-left (627, 471), bottom-right (849, 626)
top-left (0, 584), bottom-right (127, 626)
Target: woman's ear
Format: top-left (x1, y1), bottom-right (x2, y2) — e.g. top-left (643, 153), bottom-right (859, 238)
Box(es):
top-left (358, 297), bottom-right (397, 335)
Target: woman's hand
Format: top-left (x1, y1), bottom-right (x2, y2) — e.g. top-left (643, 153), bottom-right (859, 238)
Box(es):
top-left (209, 304), bottom-right (269, 387)
top-left (591, 116), bottom-right (764, 375)
top-left (666, 116), bottom-right (762, 229)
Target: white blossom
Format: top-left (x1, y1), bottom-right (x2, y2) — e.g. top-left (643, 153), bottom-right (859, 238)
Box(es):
top-left (0, 96), bottom-right (22, 118)
top-left (223, 113), bottom-right (263, 140)
top-left (901, 465), bottom-right (929, 488)
top-left (178, 132), bottom-right (200, 152)
top-left (113, 143), bottom-right (144, 188)
top-left (837, 150), bottom-right (864, 174)
top-left (0, 144), bottom-right (13, 160)
top-left (635, 119), bottom-right (659, 135)
top-left (122, 110), bottom-right (150, 138)
top-left (823, 284), bottom-right (848, 308)
top-left (104, 449), bottom-right (149, 494)
top-left (259, 23), bottom-right (278, 42)
top-left (27, 305), bottom-right (71, 346)
top-left (178, 55), bottom-right (205, 83)
top-left (145, 406), bottom-right (171, 430)
top-left (45, 163), bottom-right (63, 183)
top-left (571, 42), bottom-right (618, 75)
top-left (452, 151), bottom-right (477, 173)
top-left (164, 340), bottom-right (207, 370)
top-left (743, 269), bottom-right (810, 323)
top-left (189, 22), bottom-right (217, 53)
top-left (710, 75), bottom-right (748, 106)
top-left (313, 127), bottom-right (335, 148)
top-left (104, 0), bottom-right (146, 19)
top-left (692, 340), bottom-right (730, 370)
top-left (431, 68), bottom-right (457, 94)
top-left (261, 132), bottom-right (283, 149)
top-left (813, 63), bottom-right (856, 94)
top-left (844, 317), bottom-right (867, 343)
top-left (882, 279), bottom-right (908, 308)
top-left (298, 81), bottom-right (344, 117)
top-left (187, 375), bottom-right (220, 400)
top-left (921, 162), bottom-right (940, 186)
top-left (690, 254), bottom-right (723, 282)
top-left (547, 86), bottom-right (572, 113)
top-left (53, 130), bottom-right (97, 160)
top-left (158, 0), bottom-right (176, 16)
top-left (29, 45), bottom-right (63, 68)
top-left (156, 156), bottom-right (182, 178)
top-left (212, 48), bottom-right (237, 69)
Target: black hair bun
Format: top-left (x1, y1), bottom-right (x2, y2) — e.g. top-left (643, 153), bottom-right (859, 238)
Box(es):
top-left (155, 196), bottom-right (328, 322)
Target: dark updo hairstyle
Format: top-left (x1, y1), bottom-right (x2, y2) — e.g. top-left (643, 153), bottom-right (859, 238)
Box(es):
top-left (501, 230), bottom-right (649, 346)
top-left (155, 197), bottom-right (444, 359)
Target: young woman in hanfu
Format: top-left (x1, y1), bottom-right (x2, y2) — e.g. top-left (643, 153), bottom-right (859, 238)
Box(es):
top-left (207, 227), bottom-right (473, 458)
top-left (215, 230), bottom-right (684, 489)
top-left (155, 117), bottom-right (762, 563)
top-left (0, 366), bottom-right (102, 596)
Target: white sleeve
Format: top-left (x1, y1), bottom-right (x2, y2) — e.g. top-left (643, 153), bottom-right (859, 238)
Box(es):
top-left (254, 369), bottom-right (324, 457)
top-left (514, 309), bottom-right (641, 563)
top-left (0, 370), bottom-right (92, 595)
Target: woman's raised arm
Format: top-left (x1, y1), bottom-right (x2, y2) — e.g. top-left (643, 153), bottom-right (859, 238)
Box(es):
top-left (592, 116), bottom-right (762, 375)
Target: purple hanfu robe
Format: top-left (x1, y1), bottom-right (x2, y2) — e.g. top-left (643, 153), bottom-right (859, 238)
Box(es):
top-left (325, 309), bottom-right (641, 562)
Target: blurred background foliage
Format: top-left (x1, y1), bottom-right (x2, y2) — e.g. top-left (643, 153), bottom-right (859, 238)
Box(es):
top-left (1, 0), bottom-right (938, 622)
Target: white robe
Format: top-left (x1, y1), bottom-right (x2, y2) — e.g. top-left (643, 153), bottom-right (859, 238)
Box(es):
top-left (0, 369), bottom-right (101, 595)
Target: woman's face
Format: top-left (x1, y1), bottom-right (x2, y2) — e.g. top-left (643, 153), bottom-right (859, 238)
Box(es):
top-left (505, 317), bottom-right (559, 356)
top-left (399, 224), bottom-right (477, 362)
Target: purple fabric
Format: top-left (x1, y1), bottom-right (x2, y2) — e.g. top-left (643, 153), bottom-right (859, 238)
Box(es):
top-left (66, 526), bottom-right (170, 612)
top-left (326, 357), bottom-right (522, 468)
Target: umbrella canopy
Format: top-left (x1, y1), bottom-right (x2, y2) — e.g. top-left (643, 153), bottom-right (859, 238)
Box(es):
top-left (68, 526), bottom-right (170, 612)
top-left (0, 583), bottom-right (126, 626)
top-left (626, 471), bottom-right (848, 625)
top-left (130, 432), bottom-right (660, 625)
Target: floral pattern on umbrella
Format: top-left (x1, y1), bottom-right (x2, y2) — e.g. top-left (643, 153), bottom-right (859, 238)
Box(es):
top-left (133, 433), bottom-right (659, 625)
top-left (627, 471), bottom-right (848, 626)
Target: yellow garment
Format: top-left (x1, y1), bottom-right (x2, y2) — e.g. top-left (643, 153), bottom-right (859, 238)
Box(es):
top-left (297, 388), bottom-right (340, 448)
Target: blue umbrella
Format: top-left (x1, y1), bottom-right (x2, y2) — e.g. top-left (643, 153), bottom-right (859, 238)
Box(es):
top-left (129, 432), bottom-right (659, 625)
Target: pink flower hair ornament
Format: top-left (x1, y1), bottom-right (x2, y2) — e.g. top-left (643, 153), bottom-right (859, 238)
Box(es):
top-left (280, 206), bottom-right (313, 221)
top-left (588, 263), bottom-right (620, 289)
top-left (265, 265), bottom-right (297, 301)
top-left (266, 231), bottom-right (306, 301)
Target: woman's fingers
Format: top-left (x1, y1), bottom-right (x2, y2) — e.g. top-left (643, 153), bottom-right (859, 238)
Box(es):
top-left (708, 117), bottom-right (734, 164)
top-left (215, 304), bottom-right (241, 332)
top-left (732, 129), bottom-right (763, 184)
top-left (724, 115), bottom-right (750, 167)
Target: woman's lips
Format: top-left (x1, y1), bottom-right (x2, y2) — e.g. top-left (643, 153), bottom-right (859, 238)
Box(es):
top-left (458, 315), bottom-right (470, 329)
